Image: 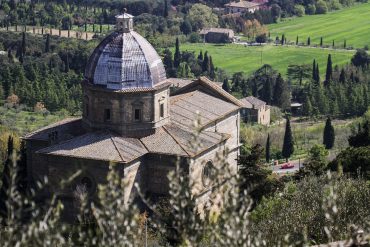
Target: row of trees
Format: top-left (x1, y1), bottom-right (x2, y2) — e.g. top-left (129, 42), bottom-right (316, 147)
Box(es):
top-left (0, 32), bottom-right (87, 113)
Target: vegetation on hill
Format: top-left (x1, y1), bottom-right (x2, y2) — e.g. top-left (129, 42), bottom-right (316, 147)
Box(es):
top-left (268, 3), bottom-right (370, 49)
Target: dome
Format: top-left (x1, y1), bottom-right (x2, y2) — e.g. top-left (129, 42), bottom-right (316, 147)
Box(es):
top-left (85, 13), bottom-right (167, 90)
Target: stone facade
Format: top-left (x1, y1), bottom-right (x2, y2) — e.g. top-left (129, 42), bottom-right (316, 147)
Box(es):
top-left (240, 96), bottom-right (270, 126)
top-left (24, 12), bottom-right (243, 220)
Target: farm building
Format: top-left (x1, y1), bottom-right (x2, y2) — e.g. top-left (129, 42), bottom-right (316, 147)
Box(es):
top-left (200, 28), bottom-right (235, 43)
top-left (240, 96), bottom-right (270, 125)
top-left (224, 0), bottom-right (264, 14)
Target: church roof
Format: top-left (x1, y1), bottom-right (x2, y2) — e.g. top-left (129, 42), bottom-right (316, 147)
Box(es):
top-left (37, 131), bottom-right (148, 163)
top-left (84, 17), bottom-right (166, 90)
top-left (170, 90), bottom-right (239, 129)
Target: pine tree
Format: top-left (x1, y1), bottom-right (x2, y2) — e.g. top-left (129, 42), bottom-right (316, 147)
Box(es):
top-left (324, 54), bottom-right (332, 87)
top-left (222, 78), bottom-right (231, 93)
top-left (282, 117), bottom-right (294, 162)
top-left (164, 0), bottom-right (169, 18)
top-left (323, 117), bottom-right (335, 149)
top-left (0, 136), bottom-right (14, 219)
top-left (265, 134), bottom-right (271, 163)
top-left (45, 34), bottom-right (50, 53)
top-left (173, 38), bottom-right (181, 68)
top-left (320, 37), bottom-right (323, 47)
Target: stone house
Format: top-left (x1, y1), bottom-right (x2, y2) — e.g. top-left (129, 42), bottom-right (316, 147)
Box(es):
top-left (224, 0), bottom-right (261, 14)
top-left (240, 96), bottom-right (270, 125)
top-left (199, 28), bottom-right (235, 43)
top-left (24, 13), bottom-right (242, 220)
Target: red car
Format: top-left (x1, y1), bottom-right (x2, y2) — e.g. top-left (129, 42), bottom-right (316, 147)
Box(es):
top-left (280, 163), bottom-right (294, 169)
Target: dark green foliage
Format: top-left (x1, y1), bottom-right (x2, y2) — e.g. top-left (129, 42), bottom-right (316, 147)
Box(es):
top-left (320, 37), bottom-right (323, 47)
top-left (287, 64), bottom-right (311, 86)
top-left (0, 136), bottom-right (13, 219)
top-left (351, 49), bottom-right (369, 68)
top-left (348, 120), bottom-right (370, 147)
top-left (328, 146), bottom-right (370, 179)
top-left (180, 19), bottom-right (192, 35)
top-left (222, 78), bottom-right (231, 93)
top-left (174, 38), bottom-right (181, 68)
top-left (297, 144), bottom-right (328, 178)
top-left (302, 94), bottom-right (312, 116)
top-left (312, 59), bottom-right (316, 81)
top-left (324, 54), bottom-right (332, 87)
top-left (163, 0), bottom-right (169, 18)
top-left (339, 68), bottom-right (346, 83)
top-left (45, 34), bottom-right (50, 53)
top-left (296, 35), bottom-right (298, 45)
top-left (307, 37), bottom-right (310, 46)
top-left (282, 117), bottom-right (294, 161)
top-left (209, 56), bottom-right (215, 79)
top-left (273, 73), bottom-right (291, 110)
top-left (202, 51), bottom-right (209, 72)
top-left (238, 144), bottom-right (282, 204)
top-left (265, 134), bottom-right (271, 163)
top-left (323, 117), bottom-right (335, 149)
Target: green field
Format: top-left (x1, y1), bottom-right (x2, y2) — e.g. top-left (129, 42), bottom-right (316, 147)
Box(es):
top-left (179, 43), bottom-right (354, 76)
top-left (268, 3), bottom-right (370, 49)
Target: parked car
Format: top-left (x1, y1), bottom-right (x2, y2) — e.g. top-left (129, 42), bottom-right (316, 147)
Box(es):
top-left (280, 162), bottom-right (294, 169)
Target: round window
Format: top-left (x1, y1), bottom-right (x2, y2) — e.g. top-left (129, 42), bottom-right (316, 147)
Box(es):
top-left (202, 161), bottom-right (215, 187)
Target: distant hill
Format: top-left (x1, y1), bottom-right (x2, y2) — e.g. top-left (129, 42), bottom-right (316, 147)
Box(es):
top-left (268, 3), bottom-right (370, 49)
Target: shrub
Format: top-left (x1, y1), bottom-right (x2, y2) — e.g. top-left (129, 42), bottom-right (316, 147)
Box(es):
top-left (294, 5), bottom-right (305, 17)
top-left (316, 0), bottom-right (328, 14)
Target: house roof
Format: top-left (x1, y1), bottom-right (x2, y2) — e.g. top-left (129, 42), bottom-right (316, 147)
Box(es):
top-left (225, 1), bottom-right (260, 8)
top-left (169, 78), bottom-right (194, 89)
top-left (240, 96), bottom-right (266, 109)
top-left (199, 28), bottom-right (234, 37)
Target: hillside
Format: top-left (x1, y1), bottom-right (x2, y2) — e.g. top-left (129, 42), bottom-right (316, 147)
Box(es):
top-left (178, 43), bottom-right (354, 76)
top-left (268, 3), bottom-right (370, 49)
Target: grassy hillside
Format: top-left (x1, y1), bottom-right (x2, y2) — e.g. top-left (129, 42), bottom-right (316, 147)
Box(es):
top-left (268, 3), bottom-right (370, 49)
top-left (179, 43), bottom-right (354, 76)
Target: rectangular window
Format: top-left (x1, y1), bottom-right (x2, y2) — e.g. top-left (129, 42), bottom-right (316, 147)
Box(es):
top-left (134, 109), bottom-right (141, 121)
top-left (104, 109), bottom-right (111, 121)
top-left (160, 103), bottom-right (164, 118)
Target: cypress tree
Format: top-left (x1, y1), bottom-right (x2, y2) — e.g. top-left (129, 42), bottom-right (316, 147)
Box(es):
top-left (174, 37), bottom-right (181, 68)
top-left (339, 68), bottom-right (346, 83)
top-left (307, 37), bottom-right (311, 46)
top-left (281, 34), bottom-right (285, 45)
top-left (324, 54), bottom-right (332, 87)
top-left (296, 36), bottom-right (298, 45)
top-left (316, 63), bottom-right (320, 83)
top-left (202, 51), bottom-right (209, 72)
top-left (323, 116), bottom-right (335, 149)
top-left (344, 40), bottom-right (346, 48)
top-left (21, 32), bottom-right (26, 56)
top-left (302, 95), bottom-right (313, 116)
top-left (0, 136), bottom-right (14, 219)
top-left (332, 40), bottom-right (335, 48)
top-left (282, 117), bottom-right (294, 162)
top-left (273, 73), bottom-right (290, 110)
top-left (222, 78), bottom-right (231, 93)
top-left (265, 134), bottom-right (271, 163)
top-left (320, 37), bottom-right (323, 47)
top-left (45, 34), bottom-right (50, 53)
top-left (164, 0), bottom-right (169, 18)
top-left (198, 51), bottom-right (203, 62)
top-left (263, 77), bottom-right (273, 105)
top-left (209, 56), bottom-right (215, 79)
top-left (312, 59), bottom-right (316, 81)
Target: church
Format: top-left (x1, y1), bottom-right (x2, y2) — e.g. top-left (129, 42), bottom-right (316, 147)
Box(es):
top-left (24, 12), bottom-right (242, 218)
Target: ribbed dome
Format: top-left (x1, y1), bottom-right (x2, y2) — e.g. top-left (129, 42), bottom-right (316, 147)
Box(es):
top-left (85, 14), bottom-right (166, 90)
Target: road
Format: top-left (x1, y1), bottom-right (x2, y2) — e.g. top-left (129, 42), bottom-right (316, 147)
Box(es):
top-left (272, 159), bottom-right (304, 175)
